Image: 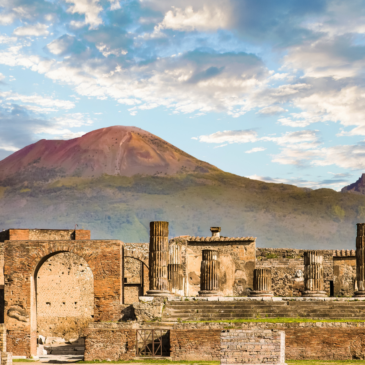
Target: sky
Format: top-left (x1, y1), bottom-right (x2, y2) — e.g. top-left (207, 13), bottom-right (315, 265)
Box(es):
top-left (1, 1), bottom-right (365, 191)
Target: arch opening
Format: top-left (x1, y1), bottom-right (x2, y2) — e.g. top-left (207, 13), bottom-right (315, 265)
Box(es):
top-left (35, 252), bottom-right (94, 356)
top-left (123, 257), bottom-right (149, 304)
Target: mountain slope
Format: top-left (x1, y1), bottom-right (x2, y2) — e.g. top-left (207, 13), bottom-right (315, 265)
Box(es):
top-left (342, 174), bottom-right (365, 195)
top-left (0, 126), bottom-right (364, 250)
top-left (0, 126), bottom-right (218, 180)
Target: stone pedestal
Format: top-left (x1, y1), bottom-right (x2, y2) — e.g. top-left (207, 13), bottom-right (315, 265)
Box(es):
top-left (146, 221), bottom-right (171, 297)
top-left (355, 223), bottom-right (365, 297)
top-left (249, 268), bottom-right (273, 297)
top-left (199, 250), bottom-right (219, 297)
top-left (303, 251), bottom-right (326, 297)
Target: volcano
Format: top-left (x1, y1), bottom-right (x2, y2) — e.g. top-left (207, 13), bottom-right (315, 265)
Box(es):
top-left (0, 125), bottom-right (365, 249)
top-left (0, 126), bottom-right (217, 180)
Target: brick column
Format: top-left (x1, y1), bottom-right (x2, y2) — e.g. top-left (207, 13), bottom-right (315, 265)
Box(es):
top-left (355, 223), bottom-right (365, 297)
top-left (199, 250), bottom-right (219, 297)
top-left (147, 221), bottom-right (171, 297)
top-left (303, 251), bottom-right (326, 297)
top-left (249, 268), bottom-right (273, 297)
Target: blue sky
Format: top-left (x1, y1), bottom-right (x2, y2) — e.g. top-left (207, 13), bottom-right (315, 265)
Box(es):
top-left (1, 0), bottom-right (365, 190)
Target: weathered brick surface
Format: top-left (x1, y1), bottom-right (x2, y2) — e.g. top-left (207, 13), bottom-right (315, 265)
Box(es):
top-left (175, 322), bottom-right (365, 360)
top-left (84, 328), bottom-right (136, 361)
top-left (221, 330), bottom-right (285, 365)
top-left (4, 239), bottom-right (122, 357)
top-left (170, 330), bottom-right (221, 360)
top-left (333, 256), bottom-right (356, 296)
top-left (0, 229), bottom-right (91, 242)
top-left (285, 327), bottom-right (365, 360)
top-left (37, 252), bottom-right (94, 339)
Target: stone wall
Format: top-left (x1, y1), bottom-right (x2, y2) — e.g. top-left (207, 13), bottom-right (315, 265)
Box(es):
top-left (221, 330), bottom-right (285, 365)
top-left (170, 330), bottom-right (221, 360)
top-left (37, 252), bottom-right (94, 340)
top-left (180, 238), bottom-right (256, 296)
top-left (333, 255), bottom-right (356, 297)
top-left (256, 248), bottom-right (333, 296)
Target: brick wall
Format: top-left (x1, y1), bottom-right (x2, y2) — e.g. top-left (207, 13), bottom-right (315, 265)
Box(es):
top-left (37, 252), bottom-right (94, 339)
top-left (285, 327), bottom-right (365, 360)
top-left (221, 330), bottom-right (285, 365)
top-left (170, 330), bottom-right (221, 360)
top-left (175, 322), bottom-right (365, 360)
top-left (4, 239), bottom-right (122, 357)
top-left (256, 248), bottom-right (333, 296)
top-left (0, 229), bottom-right (91, 242)
top-left (84, 327), bottom-right (136, 361)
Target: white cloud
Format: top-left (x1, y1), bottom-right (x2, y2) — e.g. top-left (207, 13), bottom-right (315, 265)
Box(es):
top-left (54, 113), bottom-right (93, 127)
top-left (0, 144), bottom-right (19, 152)
top-left (0, 13), bottom-right (16, 25)
top-left (197, 129), bottom-right (258, 144)
top-left (0, 92), bottom-right (75, 110)
top-left (65, 0), bottom-right (103, 28)
top-left (13, 24), bottom-right (49, 37)
top-left (246, 147), bottom-right (266, 154)
top-left (257, 106), bottom-right (286, 115)
top-left (47, 36), bottom-right (73, 55)
top-left (158, 6), bottom-right (229, 32)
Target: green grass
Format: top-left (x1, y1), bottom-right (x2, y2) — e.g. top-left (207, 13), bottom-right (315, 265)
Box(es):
top-left (77, 361), bottom-right (365, 365)
top-left (183, 317), bottom-right (365, 324)
top-left (78, 361), bottom-right (219, 364)
top-left (13, 360), bottom-right (37, 362)
top-left (287, 361), bottom-right (365, 365)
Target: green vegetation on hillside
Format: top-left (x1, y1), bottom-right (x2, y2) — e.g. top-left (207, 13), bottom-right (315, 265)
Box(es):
top-left (0, 171), bottom-right (364, 248)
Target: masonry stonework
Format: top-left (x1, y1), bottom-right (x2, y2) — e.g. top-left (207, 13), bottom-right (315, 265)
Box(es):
top-left (220, 330), bottom-right (286, 365)
top-left (256, 248), bottom-right (333, 297)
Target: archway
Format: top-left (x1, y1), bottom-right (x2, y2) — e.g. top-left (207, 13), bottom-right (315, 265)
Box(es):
top-left (123, 257), bottom-right (148, 304)
top-left (35, 252), bottom-right (94, 356)
top-left (4, 239), bottom-right (123, 357)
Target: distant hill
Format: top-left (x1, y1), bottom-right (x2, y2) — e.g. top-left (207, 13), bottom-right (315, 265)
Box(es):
top-left (342, 174), bottom-right (365, 195)
top-left (0, 126), bottom-right (364, 249)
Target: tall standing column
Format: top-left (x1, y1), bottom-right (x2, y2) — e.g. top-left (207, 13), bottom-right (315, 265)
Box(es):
top-left (199, 250), bottom-right (219, 297)
top-left (249, 268), bottom-right (273, 297)
top-left (303, 251), bottom-right (326, 297)
top-left (147, 221), bottom-right (171, 297)
top-left (355, 223), bottom-right (365, 297)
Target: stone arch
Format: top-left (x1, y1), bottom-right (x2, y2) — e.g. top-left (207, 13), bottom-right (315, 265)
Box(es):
top-left (124, 248), bottom-right (149, 268)
top-left (4, 239), bottom-right (122, 357)
top-left (123, 248), bottom-right (149, 304)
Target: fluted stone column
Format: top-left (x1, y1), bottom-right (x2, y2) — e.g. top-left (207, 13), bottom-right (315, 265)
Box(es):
top-left (249, 268), bottom-right (273, 297)
top-left (168, 243), bottom-right (183, 294)
top-left (303, 251), bottom-right (326, 297)
top-left (199, 250), bottom-right (219, 297)
top-left (146, 221), bottom-right (170, 297)
top-left (355, 223), bottom-right (365, 297)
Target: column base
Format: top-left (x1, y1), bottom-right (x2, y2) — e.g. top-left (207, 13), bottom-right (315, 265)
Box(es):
top-left (249, 291), bottom-right (273, 297)
top-left (198, 290), bottom-right (219, 297)
top-left (302, 291), bottom-right (327, 297)
top-left (146, 290), bottom-right (171, 297)
top-left (354, 290), bottom-right (365, 297)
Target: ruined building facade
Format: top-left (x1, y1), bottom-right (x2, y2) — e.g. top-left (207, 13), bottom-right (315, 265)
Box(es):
top-left (0, 224), bottom-right (360, 357)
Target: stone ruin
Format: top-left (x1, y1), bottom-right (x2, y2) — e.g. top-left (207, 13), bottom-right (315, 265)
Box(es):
top-left (0, 222), bottom-right (365, 361)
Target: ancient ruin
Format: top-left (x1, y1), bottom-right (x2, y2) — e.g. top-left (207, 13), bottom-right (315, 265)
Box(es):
top-left (1, 222), bottom-right (365, 361)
